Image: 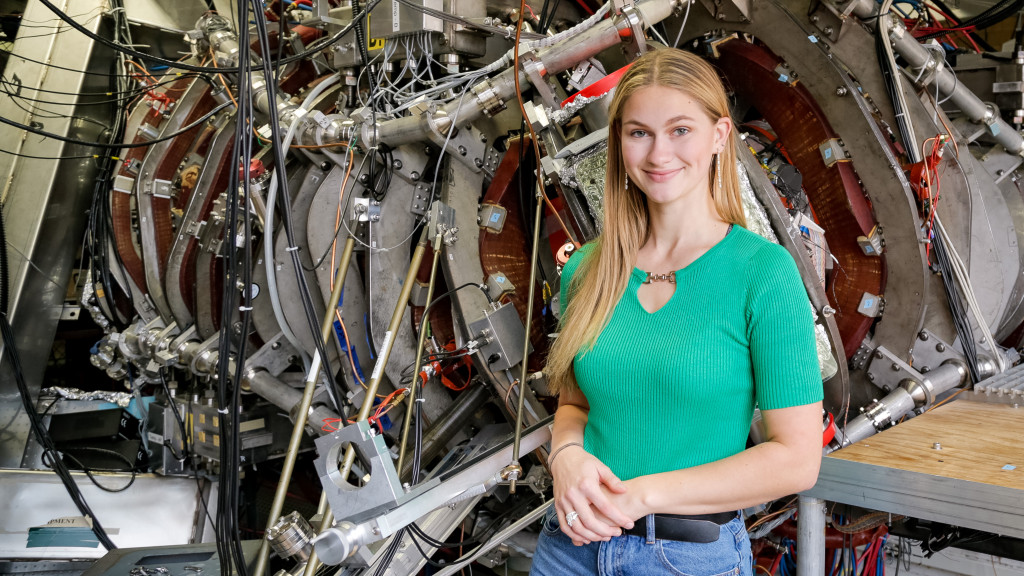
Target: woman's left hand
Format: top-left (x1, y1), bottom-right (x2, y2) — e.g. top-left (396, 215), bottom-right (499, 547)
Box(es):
top-left (593, 479), bottom-right (647, 525)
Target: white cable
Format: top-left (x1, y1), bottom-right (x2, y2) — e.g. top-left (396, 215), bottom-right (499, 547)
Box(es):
top-left (672, 0), bottom-right (692, 48)
top-left (263, 73), bottom-right (341, 365)
top-left (934, 215), bottom-right (1006, 372)
top-left (879, 0), bottom-right (922, 163)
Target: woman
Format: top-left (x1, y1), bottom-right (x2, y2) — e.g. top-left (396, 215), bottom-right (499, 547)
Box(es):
top-left (531, 48), bottom-right (824, 576)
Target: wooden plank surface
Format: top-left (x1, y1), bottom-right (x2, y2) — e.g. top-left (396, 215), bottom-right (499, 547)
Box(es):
top-left (828, 400), bottom-right (1024, 489)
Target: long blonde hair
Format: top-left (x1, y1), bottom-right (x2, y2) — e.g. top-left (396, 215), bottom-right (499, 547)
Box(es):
top-left (547, 48), bottom-right (747, 395)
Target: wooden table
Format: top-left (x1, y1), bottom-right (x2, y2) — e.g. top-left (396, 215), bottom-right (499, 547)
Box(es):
top-left (805, 399), bottom-right (1024, 538)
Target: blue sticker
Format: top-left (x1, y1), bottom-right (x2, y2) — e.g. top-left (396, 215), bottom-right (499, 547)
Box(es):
top-left (1003, 464), bottom-right (1016, 471)
top-left (865, 245), bottom-right (874, 254)
top-left (497, 275), bottom-right (506, 283)
top-left (808, 35), bottom-right (818, 43)
top-left (825, 148), bottom-right (833, 159)
top-left (779, 74), bottom-right (789, 83)
top-left (27, 527), bottom-right (100, 549)
top-left (864, 298), bottom-right (874, 307)
top-left (490, 212), bottom-right (501, 223)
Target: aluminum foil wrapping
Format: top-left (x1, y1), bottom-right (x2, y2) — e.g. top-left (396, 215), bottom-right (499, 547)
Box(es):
top-left (737, 159), bottom-right (777, 243)
top-left (559, 140), bottom-right (608, 233)
top-left (550, 93), bottom-right (605, 126)
top-left (41, 387), bottom-right (133, 408)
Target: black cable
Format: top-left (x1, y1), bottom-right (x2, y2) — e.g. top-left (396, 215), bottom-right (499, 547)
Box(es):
top-left (55, 447), bottom-right (137, 493)
top-left (0, 100), bottom-right (231, 149)
top-left (420, 282), bottom-right (493, 324)
top-left (250, 6), bottom-right (344, 409)
top-left (0, 46), bottom-right (172, 78)
top-left (0, 304), bottom-right (117, 549)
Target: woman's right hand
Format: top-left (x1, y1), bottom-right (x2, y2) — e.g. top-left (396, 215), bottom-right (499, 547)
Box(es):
top-left (551, 444), bottom-right (635, 545)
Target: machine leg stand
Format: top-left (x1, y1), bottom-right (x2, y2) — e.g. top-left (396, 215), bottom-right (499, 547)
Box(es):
top-left (797, 495), bottom-right (826, 575)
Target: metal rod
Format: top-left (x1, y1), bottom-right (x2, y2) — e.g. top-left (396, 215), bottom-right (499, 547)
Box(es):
top-left (301, 498), bottom-right (332, 576)
top-left (508, 181), bottom-right (545, 492)
top-left (797, 495), bottom-right (827, 576)
top-left (397, 232), bottom-right (443, 477)
top-left (252, 237), bottom-right (356, 576)
top-left (302, 229), bottom-right (429, 576)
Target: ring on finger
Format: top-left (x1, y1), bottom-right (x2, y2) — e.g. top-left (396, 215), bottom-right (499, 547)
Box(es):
top-left (565, 510), bottom-right (579, 528)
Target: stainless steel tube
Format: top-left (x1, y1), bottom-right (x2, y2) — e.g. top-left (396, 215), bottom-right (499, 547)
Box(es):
top-left (797, 495), bottom-right (827, 576)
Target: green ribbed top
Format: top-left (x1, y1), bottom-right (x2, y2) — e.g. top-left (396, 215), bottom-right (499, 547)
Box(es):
top-left (561, 226), bottom-right (822, 481)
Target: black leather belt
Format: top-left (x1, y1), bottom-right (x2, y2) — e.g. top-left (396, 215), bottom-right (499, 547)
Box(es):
top-left (622, 512), bottom-right (737, 543)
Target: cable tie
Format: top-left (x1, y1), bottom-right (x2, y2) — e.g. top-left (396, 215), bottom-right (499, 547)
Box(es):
top-left (239, 305), bottom-right (253, 311)
top-left (416, 397), bottom-right (425, 403)
top-left (285, 245), bottom-right (299, 252)
top-left (217, 407), bottom-right (229, 414)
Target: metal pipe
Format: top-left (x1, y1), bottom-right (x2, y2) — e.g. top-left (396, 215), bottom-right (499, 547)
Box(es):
top-left (367, 0), bottom-right (678, 148)
top-left (797, 495), bottom-right (827, 576)
top-left (253, 237), bottom-right (356, 576)
top-left (830, 360), bottom-right (966, 450)
top-left (244, 370), bottom-right (339, 430)
top-left (844, 0), bottom-right (1024, 154)
top-left (397, 232), bottom-right (444, 477)
top-left (508, 181), bottom-right (546, 492)
top-left (301, 497), bottom-right (332, 576)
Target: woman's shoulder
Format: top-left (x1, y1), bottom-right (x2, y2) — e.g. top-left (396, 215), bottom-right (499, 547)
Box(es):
top-left (562, 241), bottom-right (597, 283)
top-left (724, 225), bottom-right (793, 268)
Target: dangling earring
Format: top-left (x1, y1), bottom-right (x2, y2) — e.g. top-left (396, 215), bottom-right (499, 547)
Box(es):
top-left (715, 154), bottom-right (722, 196)
top-left (624, 174), bottom-right (629, 191)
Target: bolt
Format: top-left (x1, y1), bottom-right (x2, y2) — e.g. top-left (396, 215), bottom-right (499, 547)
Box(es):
top-left (287, 355), bottom-right (299, 365)
top-left (474, 158), bottom-right (484, 168)
top-left (920, 366), bottom-right (930, 373)
top-left (936, 343), bottom-right (946, 352)
top-left (359, 174), bottom-right (370, 184)
top-left (411, 171), bottom-right (420, 181)
top-left (874, 350), bottom-right (884, 359)
top-left (997, 169), bottom-right (1005, 176)
top-left (458, 145), bottom-right (467, 156)
top-left (891, 363), bottom-right (900, 371)
top-left (824, 25), bottom-right (834, 35)
top-left (392, 159), bottom-right (403, 170)
top-left (918, 331), bottom-right (929, 341)
top-left (932, 442), bottom-right (942, 450)
top-left (320, 162), bottom-right (331, 171)
top-left (810, 14), bottom-right (819, 23)
top-left (480, 134), bottom-right (488, 143)
top-left (822, 305), bottom-right (836, 316)
top-left (271, 341), bottom-right (282, 350)
top-left (836, 86), bottom-right (848, 97)
top-left (867, 373), bottom-right (876, 382)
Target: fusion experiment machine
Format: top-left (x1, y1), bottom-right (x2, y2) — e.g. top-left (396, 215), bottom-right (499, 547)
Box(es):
top-left (1, 0), bottom-right (1024, 574)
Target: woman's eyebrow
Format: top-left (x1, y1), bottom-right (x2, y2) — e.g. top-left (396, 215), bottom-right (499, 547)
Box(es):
top-left (622, 115), bottom-right (696, 127)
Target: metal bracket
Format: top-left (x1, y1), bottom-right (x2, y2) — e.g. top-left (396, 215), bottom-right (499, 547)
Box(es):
top-left (866, 345), bottom-right (920, 393)
top-left (147, 179), bottom-right (173, 199)
top-left (808, 0), bottom-right (857, 43)
top-left (910, 329), bottom-right (962, 375)
top-left (113, 174), bottom-right (135, 195)
top-left (519, 52), bottom-right (561, 112)
top-left (428, 201), bottom-right (458, 245)
top-left (697, 0), bottom-right (752, 23)
top-left (819, 138), bottom-right (850, 167)
top-left (616, 5), bottom-right (647, 62)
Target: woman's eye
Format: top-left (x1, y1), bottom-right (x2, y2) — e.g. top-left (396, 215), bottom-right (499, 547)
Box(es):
top-left (629, 129), bottom-right (647, 138)
top-left (674, 127), bottom-right (690, 136)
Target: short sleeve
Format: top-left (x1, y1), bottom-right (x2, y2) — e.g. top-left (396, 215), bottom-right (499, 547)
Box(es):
top-left (558, 243), bottom-right (594, 320)
top-left (746, 243), bottom-right (823, 410)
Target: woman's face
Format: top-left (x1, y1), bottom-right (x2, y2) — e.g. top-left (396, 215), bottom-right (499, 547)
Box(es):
top-left (619, 85), bottom-right (731, 210)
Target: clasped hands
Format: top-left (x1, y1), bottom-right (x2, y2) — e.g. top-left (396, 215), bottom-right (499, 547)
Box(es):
top-left (550, 445), bottom-right (644, 546)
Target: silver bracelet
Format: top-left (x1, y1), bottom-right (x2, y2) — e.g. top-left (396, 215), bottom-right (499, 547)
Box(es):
top-left (547, 441), bottom-right (583, 468)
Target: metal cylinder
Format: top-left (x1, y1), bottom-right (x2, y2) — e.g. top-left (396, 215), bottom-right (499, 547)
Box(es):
top-left (797, 496), bottom-right (827, 576)
top-left (244, 370), bottom-right (339, 434)
top-left (267, 511), bottom-right (316, 563)
top-left (845, 1), bottom-right (1024, 154)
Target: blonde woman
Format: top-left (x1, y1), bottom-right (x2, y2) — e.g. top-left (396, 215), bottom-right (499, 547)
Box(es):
top-left (531, 48), bottom-right (823, 576)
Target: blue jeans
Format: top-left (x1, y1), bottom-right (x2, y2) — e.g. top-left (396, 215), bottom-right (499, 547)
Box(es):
top-left (530, 506), bottom-right (753, 576)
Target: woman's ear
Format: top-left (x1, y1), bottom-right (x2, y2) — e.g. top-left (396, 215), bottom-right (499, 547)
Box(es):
top-left (714, 116), bottom-right (733, 152)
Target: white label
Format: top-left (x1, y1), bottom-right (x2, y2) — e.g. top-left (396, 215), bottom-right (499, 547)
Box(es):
top-left (370, 331), bottom-right (393, 380)
top-left (41, 516), bottom-right (93, 528)
top-left (393, 0), bottom-right (400, 32)
top-left (148, 431), bottom-right (164, 445)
